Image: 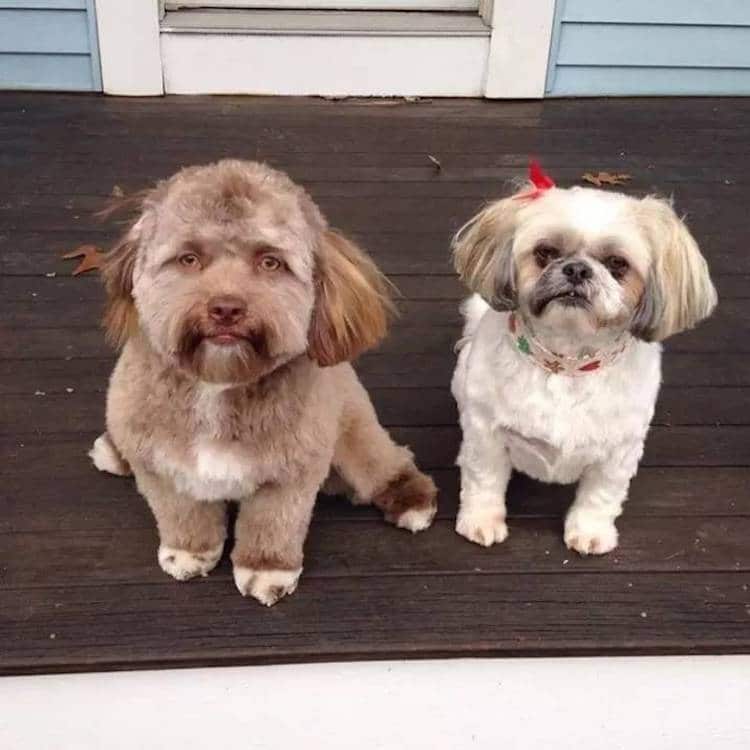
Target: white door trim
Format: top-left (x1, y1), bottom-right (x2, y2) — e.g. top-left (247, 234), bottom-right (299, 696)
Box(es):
top-left (484, 0), bottom-right (556, 98)
top-left (93, 0), bottom-right (556, 97)
top-left (94, 0), bottom-right (163, 95)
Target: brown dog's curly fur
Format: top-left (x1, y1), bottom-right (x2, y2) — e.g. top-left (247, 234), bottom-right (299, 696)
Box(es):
top-left (90, 159), bottom-right (437, 606)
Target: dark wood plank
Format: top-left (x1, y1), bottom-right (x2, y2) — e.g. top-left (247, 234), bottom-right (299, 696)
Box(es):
top-left (2, 228), bottom-right (746, 277)
top-left (3, 466), bottom-right (749, 535)
top-left (3, 424), bottom-right (750, 478)
top-left (3, 350), bottom-right (750, 392)
top-left (3, 385), bottom-right (749, 433)
top-left (2, 572), bottom-right (748, 675)
top-left (1, 308), bottom-right (746, 359)
top-left (3, 465), bottom-right (749, 541)
top-left (4, 511), bottom-right (750, 587)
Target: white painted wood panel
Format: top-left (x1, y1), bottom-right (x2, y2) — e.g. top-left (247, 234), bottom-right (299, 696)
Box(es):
top-left (161, 32), bottom-right (489, 95)
top-left (1, 657), bottom-right (748, 750)
top-left (94, 0), bottom-right (162, 95)
top-left (484, 0), bottom-right (556, 98)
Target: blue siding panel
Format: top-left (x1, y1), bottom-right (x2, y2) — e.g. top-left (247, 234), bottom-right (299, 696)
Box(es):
top-left (557, 24), bottom-right (750, 69)
top-left (552, 67), bottom-right (750, 97)
top-left (0, 1), bottom-right (86, 8)
top-left (0, 9), bottom-right (90, 53)
top-left (562, 0), bottom-right (750, 26)
top-left (0, 1), bottom-right (101, 91)
top-left (0, 52), bottom-right (94, 90)
top-left (546, 0), bottom-right (750, 96)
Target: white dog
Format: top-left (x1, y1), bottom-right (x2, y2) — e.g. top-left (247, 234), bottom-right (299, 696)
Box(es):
top-left (451, 167), bottom-right (717, 554)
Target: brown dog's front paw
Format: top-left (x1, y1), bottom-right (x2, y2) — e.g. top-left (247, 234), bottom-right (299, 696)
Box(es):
top-left (233, 566), bottom-right (302, 606)
top-left (372, 468), bottom-right (437, 533)
top-left (158, 543), bottom-right (224, 581)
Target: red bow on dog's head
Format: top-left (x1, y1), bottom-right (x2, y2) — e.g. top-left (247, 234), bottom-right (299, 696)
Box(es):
top-left (514, 160), bottom-right (556, 201)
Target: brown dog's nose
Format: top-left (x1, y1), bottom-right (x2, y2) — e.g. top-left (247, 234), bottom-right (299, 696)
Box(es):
top-left (208, 295), bottom-right (246, 325)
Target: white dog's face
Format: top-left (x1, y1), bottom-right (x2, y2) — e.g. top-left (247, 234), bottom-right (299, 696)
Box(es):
top-left (453, 185), bottom-right (717, 342)
top-left (512, 189), bottom-right (651, 337)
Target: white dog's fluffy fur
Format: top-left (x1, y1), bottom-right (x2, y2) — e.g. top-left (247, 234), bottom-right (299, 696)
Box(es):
top-left (451, 183), bottom-right (717, 554)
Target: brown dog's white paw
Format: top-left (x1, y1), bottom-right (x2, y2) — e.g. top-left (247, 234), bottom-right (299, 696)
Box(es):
top-left (372, 468), bottom-right (438, 532)
top-left (564, 512), bottom-right (618, 555)
top-left (88, 433), bottom-right (131, 476)
top-left (233, 566), bottom-right (302, 606)
top-left (455, 507), bottom-right (508, 547)
top-left (158, 543), bottom-right (223, 581)
top-left (396, 505), bottom-right (437, 534)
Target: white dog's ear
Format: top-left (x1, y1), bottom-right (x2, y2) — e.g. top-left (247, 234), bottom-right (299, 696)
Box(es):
top-left (308, 230), bottom-right (396, 367)
top-left (452, 197), bottom-right (522, 310)
top-left (633, 197), bottom-right (717, 341)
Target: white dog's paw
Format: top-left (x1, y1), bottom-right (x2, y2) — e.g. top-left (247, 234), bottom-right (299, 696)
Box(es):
top-left (455, 507), bottom-right (508, 547)
top-left (396, 505), bottom-right (437, 534)
top-left (564, 513), bottom-right (619, 555)
top-left (88, 433), bottom-right (131, 476)
top-left (158, 543), bottom-right (223, 581)
top-left (233, 566), bottom-right (302, 606)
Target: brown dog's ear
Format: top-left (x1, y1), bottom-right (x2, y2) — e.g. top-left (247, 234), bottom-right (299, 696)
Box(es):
top-left (101, 220), bottom-right (143, 348)
top-left (308, 230), bottom-right (396, 367)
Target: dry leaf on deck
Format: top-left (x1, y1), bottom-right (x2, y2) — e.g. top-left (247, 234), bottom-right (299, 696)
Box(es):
top-left (582, 172), bottom-right (632, 187)
top-left (62, 244), bottom-right (105, 275)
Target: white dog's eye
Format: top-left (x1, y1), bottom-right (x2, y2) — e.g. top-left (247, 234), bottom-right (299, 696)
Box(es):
top-left (534, 244), bottom-right (561, 268)
top-left (179, 253), bottom-right (201, 269)
top-left (604, 255), bottom-right (629, 278)
top-left (259, 255), bottom-right (282, 272)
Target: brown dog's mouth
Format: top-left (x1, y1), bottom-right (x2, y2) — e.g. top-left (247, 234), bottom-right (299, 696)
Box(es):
top-left (178, 322), bottom-right (269, 361)
top-left (203, 328), bottom-right (267, 354)
top-left (206, 332), bottom-right (249, 346)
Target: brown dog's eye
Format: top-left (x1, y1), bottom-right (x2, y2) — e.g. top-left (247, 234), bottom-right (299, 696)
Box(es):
top-left (534, 244), bottom-right (561, 268)
top-left (259, 255), bottom-right (282, 272)
top-left (605, 255), bottom-right (629, 278)
top-left (179, 253), bottom-right (201, 269)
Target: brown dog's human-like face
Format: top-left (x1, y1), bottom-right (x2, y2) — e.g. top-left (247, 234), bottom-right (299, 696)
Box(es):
top-left (453, 185), bottom-right (717, 342)
top-left (101, 160), bottom-right (393, 383)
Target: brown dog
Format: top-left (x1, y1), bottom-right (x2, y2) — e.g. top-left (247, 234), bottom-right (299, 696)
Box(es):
top-left (90, 159), bottom-right (437, 606)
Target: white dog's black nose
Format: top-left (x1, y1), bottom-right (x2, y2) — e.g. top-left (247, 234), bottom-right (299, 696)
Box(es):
top-left (208, 295), bottom-right (247, 325)
top-left (562, 260), bottom-right (592, 285)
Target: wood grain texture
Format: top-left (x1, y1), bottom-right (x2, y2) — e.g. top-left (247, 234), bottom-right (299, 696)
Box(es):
top-left (1, 93), bottom-right (749, 675)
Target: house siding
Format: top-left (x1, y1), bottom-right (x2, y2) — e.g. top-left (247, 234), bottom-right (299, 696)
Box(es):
top-left (0, 0), bottom-right (102, 91)
top-left (546, 0), bottom-right (750, 96)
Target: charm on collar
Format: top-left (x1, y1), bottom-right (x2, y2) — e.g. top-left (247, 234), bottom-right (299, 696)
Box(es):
top-left (508, 313), bottom-right (630, 376)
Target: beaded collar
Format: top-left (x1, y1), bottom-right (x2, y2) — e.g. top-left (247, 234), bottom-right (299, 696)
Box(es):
top-left (508, 312), bottom-right (631, 376)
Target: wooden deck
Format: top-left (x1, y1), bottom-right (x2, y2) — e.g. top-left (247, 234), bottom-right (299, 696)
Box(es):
top-left (1, 93), bottom-right (749, 675)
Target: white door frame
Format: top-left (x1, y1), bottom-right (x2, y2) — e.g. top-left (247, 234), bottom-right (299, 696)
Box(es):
top-left (94, 0), bottom-right (555, 97)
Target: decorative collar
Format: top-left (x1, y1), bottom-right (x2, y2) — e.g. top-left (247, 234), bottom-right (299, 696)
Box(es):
top-left (507, 312), bottom-right (631, 376)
